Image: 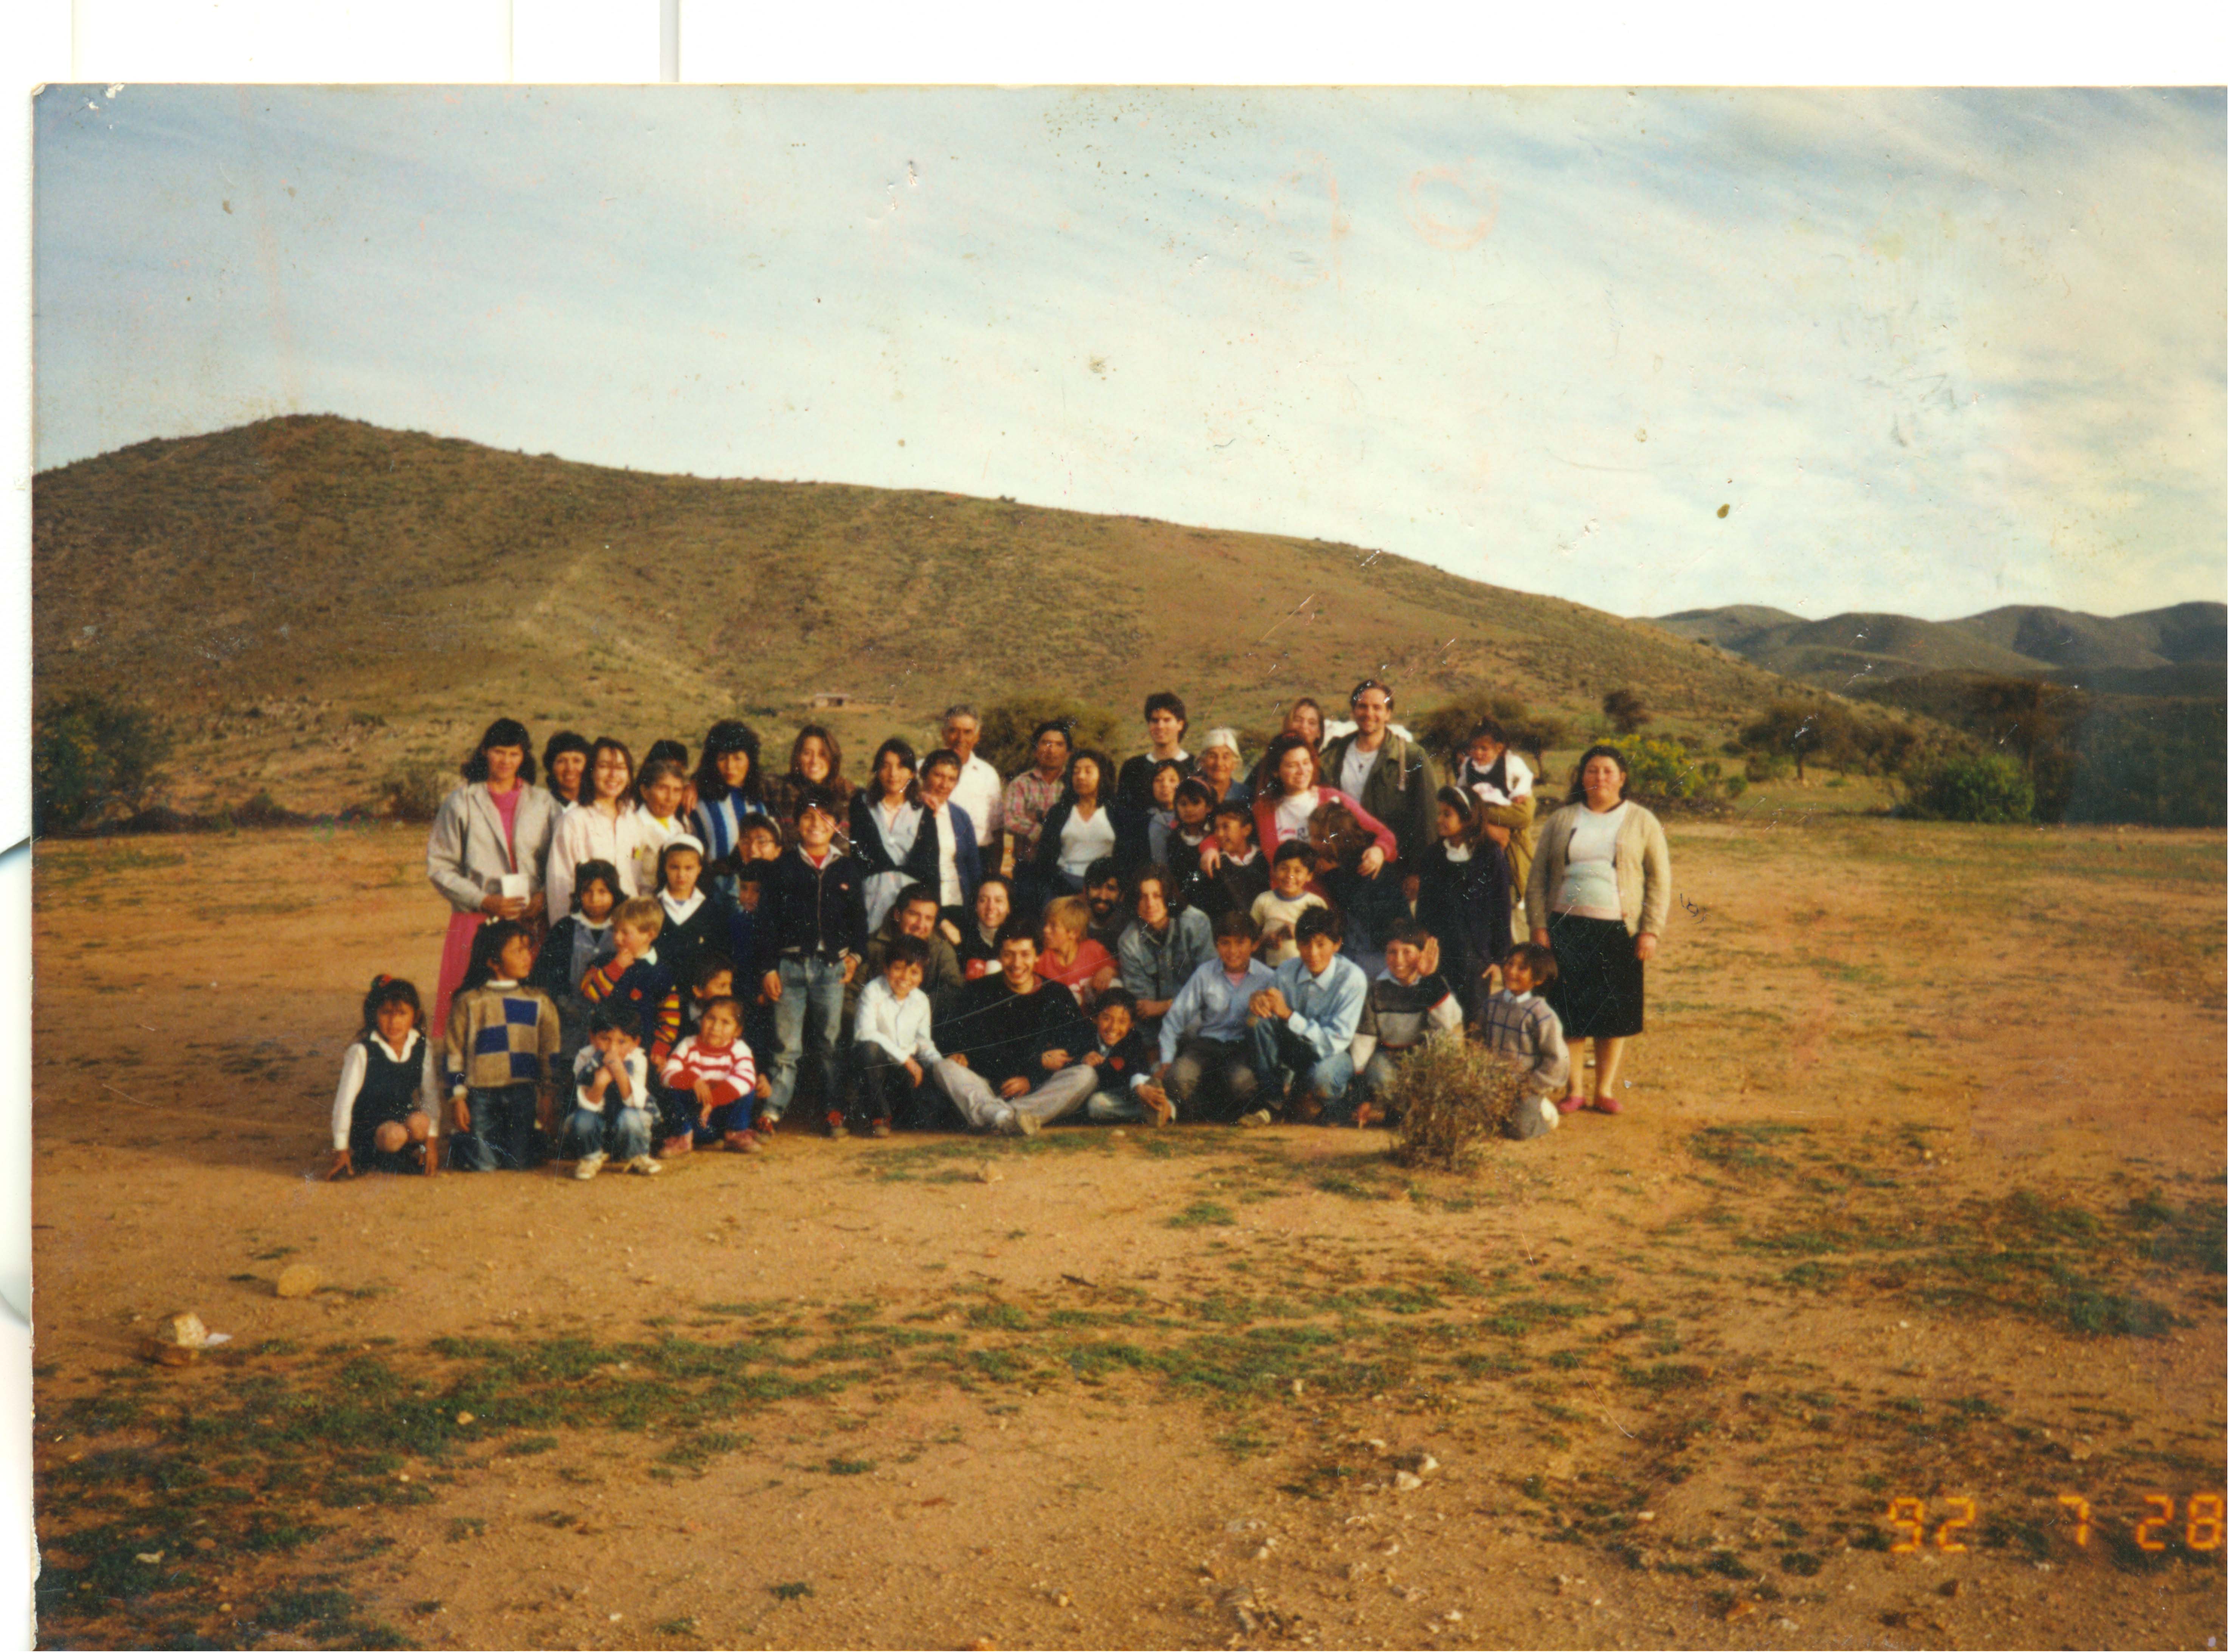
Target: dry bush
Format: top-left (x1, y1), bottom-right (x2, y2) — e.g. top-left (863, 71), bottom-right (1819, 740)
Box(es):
top-left (1386, 1034), bottom-right (1525, 1172)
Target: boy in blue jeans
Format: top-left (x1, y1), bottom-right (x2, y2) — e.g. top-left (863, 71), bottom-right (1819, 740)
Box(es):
top-left (753, 787), bottom-right (866, 1138)
top-left (565, 1007), bottom-right (660, 1179)
top-left (1247, 904), bottom-right (1368, 1126)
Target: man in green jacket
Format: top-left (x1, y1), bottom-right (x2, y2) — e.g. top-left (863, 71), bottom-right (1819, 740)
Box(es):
top-left (1319, 679), bottom-right (1441, 870)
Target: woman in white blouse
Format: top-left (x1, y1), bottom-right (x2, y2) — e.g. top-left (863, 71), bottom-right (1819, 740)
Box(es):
top-left (1026, 747), bottom-right (1118, 906)
top-left (545, 738), bottom-right (650, 921)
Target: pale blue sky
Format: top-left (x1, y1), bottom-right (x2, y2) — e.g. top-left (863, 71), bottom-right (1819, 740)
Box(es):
top-left (33, 85), bottom-right (2226, 620)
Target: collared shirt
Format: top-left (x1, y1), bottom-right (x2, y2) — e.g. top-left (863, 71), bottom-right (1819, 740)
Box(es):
top-left (854, 974), bottom-right (940, 1063)
top-left (1268, 951), bottom-right (1369, 1063)
top-left (951, 754), bottom-right (1005, 843)
top-left (1159, 956), bottom-right (1278, 1066)
top-left (1002, 770), bottom-right (1065, 859)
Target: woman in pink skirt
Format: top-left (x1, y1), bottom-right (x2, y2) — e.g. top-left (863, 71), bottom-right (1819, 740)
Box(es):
top-left (426, 718), bottom-right (560, 1027)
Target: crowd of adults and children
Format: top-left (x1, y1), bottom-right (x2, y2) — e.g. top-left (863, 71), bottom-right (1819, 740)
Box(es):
top-left (329, 687), bottom-right (1672, 1178)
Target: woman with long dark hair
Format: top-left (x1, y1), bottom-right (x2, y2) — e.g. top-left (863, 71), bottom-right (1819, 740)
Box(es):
top-left (426, 717), bottom-right (559, 1026)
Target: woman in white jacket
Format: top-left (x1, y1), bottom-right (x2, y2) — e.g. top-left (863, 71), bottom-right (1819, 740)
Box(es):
top-left (425, 718), bottom-right (560, 1025)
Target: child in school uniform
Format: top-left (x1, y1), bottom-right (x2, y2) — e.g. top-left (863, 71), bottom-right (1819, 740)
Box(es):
top-left (327, 975), bottom-right (443, 1178)
top-left (659, 995), bottom-right (761, 1154)
top-left (1480, 942), bottom-right (1570, 1140)
top-left (443, 920), bottom-right (561, 1172)
top-left (849, 933), bottom-right (940, 1138)
top-left (1193, 802), bottom-right (1270, 920)
top-left (1252, 840), bottom-right (1330, 968)
top-left (565, 1007), bottom-right (660, 1179)
top-left (529, 857), bottom-right (621, 1075)
top-left (1161, 777), bottom-right (1216, 897)
top-left (753, 786), bottom-right (866, 1138)
top-left (628, 757), bottom-right (691, 895)
top-left (653, 835), bottom-right (733, 994)
top-left (1415, 784), bottom-right (1513, 1018)
top-left (1067, 987), bottom-right (1166, 1126)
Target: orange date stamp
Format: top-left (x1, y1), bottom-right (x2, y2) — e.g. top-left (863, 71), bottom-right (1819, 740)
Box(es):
top-left (1886, 1494), bottom-right (2224, 1554)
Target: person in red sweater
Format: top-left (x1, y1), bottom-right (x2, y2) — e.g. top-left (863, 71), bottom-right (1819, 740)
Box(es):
top-left (1035, 894), bottom-right (1118, 1010)
top-left (658, 997), bottom-right (761, 1154)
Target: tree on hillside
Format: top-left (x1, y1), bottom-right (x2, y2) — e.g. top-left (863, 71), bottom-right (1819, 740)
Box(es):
top-left (33, 692), bottom-right (172, 835)
top-left (1739, 700), bottom-right (1858, 782)
top-left (975, 694), bottom-right (1125, 778)
top-left (1956, 677), bottom-right (2089, 822)
top-left (1602, 688), bottom-right (1651, 735)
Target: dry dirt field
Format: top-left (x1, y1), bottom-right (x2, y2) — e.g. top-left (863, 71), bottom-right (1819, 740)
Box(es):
top-left (27, 811), bottom-right (2228, 1651)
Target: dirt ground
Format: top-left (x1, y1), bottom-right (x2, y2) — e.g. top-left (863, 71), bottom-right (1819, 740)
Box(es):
top-left (27, 813), bottom-right (2228, 1651)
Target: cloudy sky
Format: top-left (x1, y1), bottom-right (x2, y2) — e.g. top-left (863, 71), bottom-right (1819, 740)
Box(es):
top-left (33, 85), bottom-right (2225, 621)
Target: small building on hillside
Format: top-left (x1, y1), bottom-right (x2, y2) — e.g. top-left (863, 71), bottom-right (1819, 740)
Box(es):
top-left (804, 691), bottom-right (855, 710)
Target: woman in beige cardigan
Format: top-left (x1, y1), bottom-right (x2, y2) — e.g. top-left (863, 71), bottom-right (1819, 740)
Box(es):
top-left (1525, 745), bottom-right (1671, 1115)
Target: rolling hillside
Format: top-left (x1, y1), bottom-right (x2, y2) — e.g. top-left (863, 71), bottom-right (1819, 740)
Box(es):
top-left (35, 415), bottom-right (1806, 814)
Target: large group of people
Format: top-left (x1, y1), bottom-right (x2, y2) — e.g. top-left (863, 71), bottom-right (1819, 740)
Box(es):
top-left (327, 685), bottom-right (1673, 1180)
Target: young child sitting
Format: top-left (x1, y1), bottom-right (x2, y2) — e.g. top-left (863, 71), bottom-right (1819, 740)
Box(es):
top-left (1251, 840), bottom-right (1330, 967)
top-left (443, 920), bottom-right (561, 1171)
top-left (529, 857), bottom-right (621, 1074)
top-left (1347, 917), bottom-right (1464, 1129)
top-left (659, 995), bottom-right (761, 1155)
top-left (580, 897), bottom-right (678, 1059)
top-left (1248, 905), bottom-right (1368, 1127)
top-left (1063, 987), bottom-right (1167, 1126)
top-left (328, 975), bottom-right (442, 1178)
top-left (566, 1006), bottom-right (660, 1178)
top-left (849, 933), bottom-right (940, 1138)
top-left (1150, 908), bottom-right (1276, 1124)
top-left (1194, 802), bottom-right (1269, 920)
top-left (649, 953), bottom-right (738, 1145)
top-left (1479, 942), bottom-right (1570, 1140)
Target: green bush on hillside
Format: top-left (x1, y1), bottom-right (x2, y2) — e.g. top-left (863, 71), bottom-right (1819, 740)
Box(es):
top-left (1900, 753), bottom-right (2034, 824)
top-left (32, 691), bottom-right (172, 836)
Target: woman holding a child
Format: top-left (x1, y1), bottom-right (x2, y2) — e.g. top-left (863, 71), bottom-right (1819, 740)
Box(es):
top-left (1526, 744), bottom-right (1671, 1117)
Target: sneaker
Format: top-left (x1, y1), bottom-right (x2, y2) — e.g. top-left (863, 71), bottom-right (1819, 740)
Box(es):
top-left (658, 1133), bottom-right (693, 1158)
top-left (871, 1120), bottom-right (892, 1139)
top-left (826, 1111), bottom-right (849, 1141)
top-left (754, 1114), bottom-right (781, 1145)
top-left (1238, 1108), bottom-right (1273, 1128)
top-left (1011, 1109), bottom-right (1041, 1138)
top-left (624, 1155), bottom-right (663, 1175)
top-left (573, 1152), bottom-right (606, 1181)
top-left (1556, 1094), bottom-right (1587, 1115)
top-left (1351, 1101), bottom-right (1378, 1131)
top-left (722, 1129), bottom-right (760, 1153)
top-left (1591, 1093), bottom-right (1623, 1116)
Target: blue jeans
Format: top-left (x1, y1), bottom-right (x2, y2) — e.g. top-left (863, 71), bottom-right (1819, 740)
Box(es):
top-left (766, 955), bottom-right (846, 1119)
top-left (1249, 1018), bottom-right (1355, 1117)
top-left (454, 1083), bottom-right (539, 1170)
top-left (566, 1104), bottom-right (653, 1160)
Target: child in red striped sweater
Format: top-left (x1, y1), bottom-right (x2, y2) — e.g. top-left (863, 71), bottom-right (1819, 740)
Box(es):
top-left (657, 996), bottom-right (761, 1155)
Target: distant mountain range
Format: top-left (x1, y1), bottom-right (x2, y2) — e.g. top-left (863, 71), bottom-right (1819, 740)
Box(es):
top-left (1647, 601), bottom-right (2226, 697)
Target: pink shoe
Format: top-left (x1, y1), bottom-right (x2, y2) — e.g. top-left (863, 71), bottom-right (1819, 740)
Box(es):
top-left (1591, 1093), bottom-right (1623, 1115)
top-left (1556, 1095), bottom-right (1587, 1115)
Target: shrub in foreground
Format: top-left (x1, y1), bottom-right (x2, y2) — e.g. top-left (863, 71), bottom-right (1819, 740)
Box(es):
top-left (1387, 1035), bottom-right (1525, 1172)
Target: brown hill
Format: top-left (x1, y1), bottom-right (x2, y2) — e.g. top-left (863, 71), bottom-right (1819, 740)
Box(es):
top-left (36, 414), bottom-right (1807, 813)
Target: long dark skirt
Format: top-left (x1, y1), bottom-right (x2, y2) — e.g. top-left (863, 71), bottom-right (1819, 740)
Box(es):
top-left (1543, 912), bottom-right (1644, 1040)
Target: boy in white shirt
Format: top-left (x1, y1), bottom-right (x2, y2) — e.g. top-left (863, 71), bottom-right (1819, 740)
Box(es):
top-left (565, 1008), bottom-right (660, 1179)
top-left (849, 934), bottom-right (940, 1139)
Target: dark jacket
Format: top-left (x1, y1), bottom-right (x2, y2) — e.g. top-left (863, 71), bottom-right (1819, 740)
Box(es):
top-left (1191, 849), bottom-right (1271, 921)
top-left (1414, 839), bottom-right (1514, 998)
top-left (937, 975), bottom-right (1091, 1089)
top-left (753, 846), bottom-right (868, 976)
top-left (1043, 1020), bottom-right (1157, 1097)
top-left (656, 893), bottom-right (739, 994)
top-left (1114, 752), bottom-right (1196, 814)
top-left (1317, 730), bottom-right (1441, 866)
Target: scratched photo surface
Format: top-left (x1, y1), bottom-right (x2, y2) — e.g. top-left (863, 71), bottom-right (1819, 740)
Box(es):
top-left (27, 87), bottom-right (2226, 1650)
